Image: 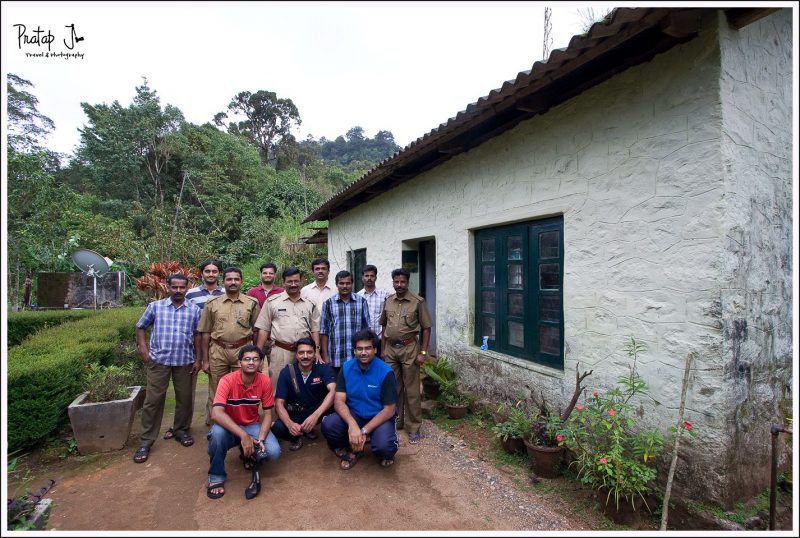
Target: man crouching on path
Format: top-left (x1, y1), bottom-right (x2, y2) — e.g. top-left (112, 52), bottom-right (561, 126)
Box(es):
top-left (206, 345), bottom-right (280, 500)
top-left (321, 329), bottom-right (398, 470)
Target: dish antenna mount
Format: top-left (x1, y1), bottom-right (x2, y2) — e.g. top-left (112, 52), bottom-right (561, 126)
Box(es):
top-left (71, 249), bottom-right (111, 309)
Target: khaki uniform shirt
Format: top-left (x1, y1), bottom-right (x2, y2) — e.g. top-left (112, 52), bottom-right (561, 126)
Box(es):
top-left (198, 294), bottom-right (260, 341)
top-left (380, 291), bottom-right (432, 342)
top-left (254, 291), bottom-right (321, 344)
top-left (300, 282), bottom-right (335, 312)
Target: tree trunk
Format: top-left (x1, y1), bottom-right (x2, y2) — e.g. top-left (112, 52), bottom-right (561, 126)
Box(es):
top-left (166, 170), bottom-right (187, 260)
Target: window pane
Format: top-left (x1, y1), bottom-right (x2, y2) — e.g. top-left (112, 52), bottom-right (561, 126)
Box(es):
top-left (482, 265), bottom-right (495, 287)
top-left (539, 231), bottom-right (560, 259)
top-left (539, 295), bottom-right (560, 322)
top-left (508, 264), bottom-right (523, 290)
top-left (539, 326), bottom-right (561, 355)
top-left (481, 291), bottom-right (496, 314)
top-left (539, 263), bottom-right (560, 290)
top-left (481, 239), bottom-right (495, 262)
top-left (508, 292), bottom-right (524, 317)
top-left (508, 320), bottom-right (524, 347)
top-left (507, 235), bottom-right (523, 260)
top-left (481, 317), bottom-right (496, 340)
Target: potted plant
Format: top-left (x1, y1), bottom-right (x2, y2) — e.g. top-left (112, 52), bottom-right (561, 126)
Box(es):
top-left (420, 356), bottom-right (455, 401)
top-left (559, 338), bottom-right (664, 524)
top-left (491, 406), bottom-right (530, 454)
top-left (67, 363), bottom-right (144, 454)
top-left (438, 379), bottom-right (474, 419)
top-left (523, 411), bottom-right (566, 478)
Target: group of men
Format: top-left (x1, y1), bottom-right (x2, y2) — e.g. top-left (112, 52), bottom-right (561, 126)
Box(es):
top-left (133, 257), bottom-right (432, 500)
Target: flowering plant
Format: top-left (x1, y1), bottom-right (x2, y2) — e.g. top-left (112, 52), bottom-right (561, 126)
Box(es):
top-left (560, 338), bottom-right (664, 510)
top-left (527, 412), bottom-right (566, 448)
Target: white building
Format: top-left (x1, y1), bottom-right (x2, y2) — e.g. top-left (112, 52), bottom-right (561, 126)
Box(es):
top-left (305, 7), bottom-right (794, 508)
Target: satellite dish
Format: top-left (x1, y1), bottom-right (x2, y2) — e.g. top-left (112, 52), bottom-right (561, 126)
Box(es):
top-left (71, 249), bottom-right (110, 309)
top-left (72, 249), bottom-right (109, 278)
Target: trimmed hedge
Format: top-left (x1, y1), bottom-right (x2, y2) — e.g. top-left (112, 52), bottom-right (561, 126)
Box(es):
top-left (7, 307), bottom-right (144, 452)
top-left (7, 309), bottom-right (100, 347)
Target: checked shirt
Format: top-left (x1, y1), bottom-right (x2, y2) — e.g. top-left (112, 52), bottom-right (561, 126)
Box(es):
top-left (136, 298), bottom-right (201, 366)
top-left (355, 287), bottom-right (389, 337)
top-left (320, 294), bottom-right (371, 367)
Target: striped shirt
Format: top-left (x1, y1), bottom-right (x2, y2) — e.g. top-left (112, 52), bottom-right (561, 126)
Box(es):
top-left (213, 370), bottom-right (274, 426)
top-left (320, 294), bottom-right (371, 367)
top-left (136, 298), bottom-right (201, 366)
top-left (355, 287), bottom-right (389, 337)
top-left (185, 285), bottom-right (224, 309)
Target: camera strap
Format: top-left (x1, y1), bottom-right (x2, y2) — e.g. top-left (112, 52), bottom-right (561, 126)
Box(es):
top-left (286, 363), bottom-right (302, 397)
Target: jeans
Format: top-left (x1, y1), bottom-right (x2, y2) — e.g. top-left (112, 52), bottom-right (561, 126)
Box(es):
top-left (206, 423), bottom-right (280, 484)
top-left (321, 412), bottom-right (398, 461)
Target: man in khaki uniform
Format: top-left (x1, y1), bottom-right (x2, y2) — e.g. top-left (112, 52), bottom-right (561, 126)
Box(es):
top-left (199, 267), bottom-right (261, 422)
top-left (255, 266), bottom-right (322, 384)
top-left (380, 267), bottom-right (432, 445)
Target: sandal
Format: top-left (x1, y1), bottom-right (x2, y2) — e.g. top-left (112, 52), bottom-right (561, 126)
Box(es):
top-left (163, 428), bottom-right (175, 440)
top-left (133, 446), bottom-right (150, 463)
top-left (244, 470), bottom-right (261, 500)
top-left (380, 458), bottom-right (395, 468)
top-left (174, 432), bottom-right (194, 447)
top-left (207, 482), bottom-right (225, 500)
top-left (289, 437), bottom-right (304, 451)
top-left (339, 451), bottom-right (360, 470)
top-left (333, 447), bottom-right (349, 460)
top-left (304, 430), bottom-right (318, 440)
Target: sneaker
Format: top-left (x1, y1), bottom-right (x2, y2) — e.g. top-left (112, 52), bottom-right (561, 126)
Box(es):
top-left (408, 432), bottom-right (422, 444)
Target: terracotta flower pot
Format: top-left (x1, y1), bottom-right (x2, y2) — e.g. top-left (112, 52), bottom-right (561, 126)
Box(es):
top-left (523, 438), bottom-right (564, 478)
top-left (501, 436), bottom-right (525, 454)
top-left (445, 403), bottom-right (468, 419)
top-left (597, 489), bottom-right (645, 526)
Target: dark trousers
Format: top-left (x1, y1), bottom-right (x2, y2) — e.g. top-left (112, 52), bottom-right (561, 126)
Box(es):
top-left (139, 362), bottom-right (193, 448)
top-left (271, 410), bottom-right (331, 442)
top-left (320, 411), bottom-right (398, 461)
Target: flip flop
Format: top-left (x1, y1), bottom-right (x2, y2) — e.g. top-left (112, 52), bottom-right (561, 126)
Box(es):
top-left (339, 451), bottom-right (360, 470)
top-left (304, 430), bottom-right (318, 440)
top-left (163, 428), bottom-right (175, 440)
top-left (333, 447), bottom-right (349, 460)
top-left (380, 458), bottom-right (395, 468)
top-left (174, 432), bottom-right (194, 447)
top-left (133, 446), bottom-right (150, 464)
top-left (207, 482), bottom-right (225, 500)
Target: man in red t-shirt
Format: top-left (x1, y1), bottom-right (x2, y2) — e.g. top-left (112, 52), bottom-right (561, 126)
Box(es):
top-left (246, 262), bottom-right (285, 307)
top-left (206, 345), bottom-right (281, 500)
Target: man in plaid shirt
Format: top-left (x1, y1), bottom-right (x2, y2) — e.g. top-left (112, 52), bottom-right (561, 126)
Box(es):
top-left (320, 270), bottom-right (371, 378)
top-left (133, 274), bottom-right (201, 463)
top-left (355, 264), bottom-right (389, 338)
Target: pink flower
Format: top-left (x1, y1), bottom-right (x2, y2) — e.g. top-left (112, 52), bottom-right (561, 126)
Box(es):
top-left (607, 409), bottom-right (615, 416)
top-left (599, 457), bottom-right (607, 465)
top-left (556, 434), bottom-right (564, 442)
top-left (683, 421), bottom-right (692, 430)
top-left (575, 404), bottom-right (584, 411)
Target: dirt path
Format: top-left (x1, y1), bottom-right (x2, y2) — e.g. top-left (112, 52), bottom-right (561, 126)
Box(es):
top-left (20, 383), bottom-right (606, 531)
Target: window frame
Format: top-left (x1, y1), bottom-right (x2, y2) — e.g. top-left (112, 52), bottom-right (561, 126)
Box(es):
top-left (347, 248), bottom-right (367, 293)
top-left (474, 216), bottom-right (564, 368)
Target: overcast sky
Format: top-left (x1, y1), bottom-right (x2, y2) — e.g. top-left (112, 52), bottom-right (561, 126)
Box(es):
top-left (3, 1), bottom-right (616, 158)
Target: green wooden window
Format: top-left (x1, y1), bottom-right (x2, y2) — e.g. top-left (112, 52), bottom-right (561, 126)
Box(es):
top-left (475, 216), bottom-right (564, 368)
top-left (347, 249), bottom-right (367, 292)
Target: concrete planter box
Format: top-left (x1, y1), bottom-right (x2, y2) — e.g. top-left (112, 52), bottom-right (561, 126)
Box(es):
top-left (68, 386), bottom-right (142, 454)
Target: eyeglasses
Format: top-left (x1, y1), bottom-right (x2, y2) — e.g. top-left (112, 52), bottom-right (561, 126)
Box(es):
top-left (240, 356), bottom-right (262, 363)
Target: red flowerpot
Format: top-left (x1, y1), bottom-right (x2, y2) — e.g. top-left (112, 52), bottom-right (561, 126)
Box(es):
top-left (523, 439), bottom-right (564, 478)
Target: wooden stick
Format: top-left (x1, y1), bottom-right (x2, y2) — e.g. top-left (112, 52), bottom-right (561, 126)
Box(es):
top-left (560, 363), bottom-right (593, 422)
top-left (660, 352), bottom-right (694, 530)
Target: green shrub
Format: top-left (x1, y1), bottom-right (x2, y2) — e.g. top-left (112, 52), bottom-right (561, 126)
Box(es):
top-left (7, 310), bottom-right (99, 347)
top-left (7, 307), bottom-right (145, 451)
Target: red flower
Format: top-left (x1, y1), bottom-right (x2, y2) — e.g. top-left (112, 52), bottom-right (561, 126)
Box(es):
top-left (683, 421), bottom-right (692, 430)
top-left (607, 409), bottom-right (615, 416)
top-left (599, 457), bottom-right (607, 464)
top-left (575, 404), bottom-right (584, 411)
top-left (556, 434), bottom-right (564, 442)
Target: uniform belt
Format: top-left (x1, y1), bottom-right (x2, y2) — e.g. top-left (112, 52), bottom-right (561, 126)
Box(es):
top-left (211, 336), bottom-right (250, 349)
top-left (273, 340), bottom-right (297, 352)
top-left (390, 336), bottom-right (417, 348)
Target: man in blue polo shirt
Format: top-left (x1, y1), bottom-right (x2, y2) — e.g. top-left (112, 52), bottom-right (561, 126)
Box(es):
top-left (321, 329), bottom-right (398, 470)
top-left (271, 337), bottom-right (336, 451)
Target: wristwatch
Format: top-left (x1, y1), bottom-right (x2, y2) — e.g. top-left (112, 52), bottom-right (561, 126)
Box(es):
top-left (360, 427), bottom-right (368, 435)
top-left (420, 350), bottom-right (427, 356)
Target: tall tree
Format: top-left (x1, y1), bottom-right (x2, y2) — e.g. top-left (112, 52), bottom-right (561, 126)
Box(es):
top-left (214, 90), bottom-right (301, 166)
top-left (7, 73), bottom-right (55, 153)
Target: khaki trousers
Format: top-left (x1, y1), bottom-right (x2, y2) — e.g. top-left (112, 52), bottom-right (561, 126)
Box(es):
top-left (384, 342), bottom-right (422, 434)
top-left (207, 343), bottom-right (242, 419)
top-left (268, 346), bottom-right (295, 391)
top-left (140, 362), bottom-right (193, 448)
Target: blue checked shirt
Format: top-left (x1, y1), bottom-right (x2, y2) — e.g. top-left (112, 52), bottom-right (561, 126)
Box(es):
top-left (136, 298), bottom-right (201, 366)
top-left (355, 287), bottom-right (389, 337)
top-left (320, 294), bottom-right (371, 367)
